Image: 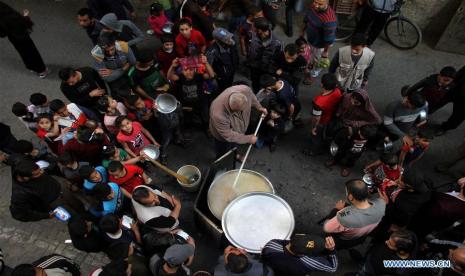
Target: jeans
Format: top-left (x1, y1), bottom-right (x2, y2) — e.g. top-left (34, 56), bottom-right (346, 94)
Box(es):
top-left (355, 6), bottom-right (391, 45)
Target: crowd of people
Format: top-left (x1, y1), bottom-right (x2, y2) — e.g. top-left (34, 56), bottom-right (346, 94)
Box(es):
top-left (1, 0), bottom-right (465, 275)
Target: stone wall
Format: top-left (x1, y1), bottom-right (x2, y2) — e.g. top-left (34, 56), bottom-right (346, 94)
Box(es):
top-left (402, 0), bottom-right (462, 39)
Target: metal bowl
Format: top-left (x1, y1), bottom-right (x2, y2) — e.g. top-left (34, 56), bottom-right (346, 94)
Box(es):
top-left (222, 192), bottom-right (295, 253)
top-left (162, 22), bottom-right (174, 34)
top-left (363, 173), bottom-right (374, 188)
top-left (155, 94), bottom-right (178, 114)
top-left (330, 141), bottom-right (339, 156)
top-left (141, 144), bottom-right (160, 160)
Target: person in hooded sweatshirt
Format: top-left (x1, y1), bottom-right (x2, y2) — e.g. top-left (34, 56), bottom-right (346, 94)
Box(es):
top-left (99, 13), bottom-right (144, 49)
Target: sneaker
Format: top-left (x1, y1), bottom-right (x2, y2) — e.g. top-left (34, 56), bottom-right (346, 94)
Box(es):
top-left (38, 68), bottom-right (50, 79)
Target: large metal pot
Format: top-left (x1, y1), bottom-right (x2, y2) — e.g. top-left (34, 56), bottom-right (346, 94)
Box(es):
top-left (207, 169), bottom-right (274, 220)
top-left (222, 192), bottom-right (295, 253)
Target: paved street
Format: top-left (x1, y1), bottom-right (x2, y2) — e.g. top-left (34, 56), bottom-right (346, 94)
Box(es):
top-left (0, 0), bottom-right (464, 274)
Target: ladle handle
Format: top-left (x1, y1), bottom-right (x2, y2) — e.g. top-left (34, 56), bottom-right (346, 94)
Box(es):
top-left (145, 156), bottom-right (190, 184)
top-left (231, 114), bottom-right (265, 189)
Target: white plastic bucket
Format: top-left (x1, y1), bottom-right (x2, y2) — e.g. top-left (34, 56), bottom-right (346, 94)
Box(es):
top-left (177, 165), bottom-right (201, 192)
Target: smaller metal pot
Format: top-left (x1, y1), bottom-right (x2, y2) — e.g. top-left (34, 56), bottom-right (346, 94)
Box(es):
top-left (363, 173), bottom-right (375, 189)
top-left (155, 94), bottom-right (178, 114)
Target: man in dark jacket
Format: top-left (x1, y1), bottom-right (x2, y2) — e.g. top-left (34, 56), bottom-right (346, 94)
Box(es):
top-left (206, 28), bottom-right (239, 94)
top-left (77, 7), bottom-right (103, 45)
top-left (437, 65), bottom-right (465, 135)
top-left (272, 43), bottom-right (306, 94)
top-left (12, 254), bottom-right (80, 276)
top-left (87, 0), bottom-right (135, 20)
top-left (59, 67), bottom-right (107, 112)
top-left (247, 17), bottom-right (282, 93)
top-left (9, 159), bottom-right (84, 222)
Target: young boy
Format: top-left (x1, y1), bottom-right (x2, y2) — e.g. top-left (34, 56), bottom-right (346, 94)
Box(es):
top-left (295, 37), bottom-right (313, 85)
top-left (28, 92), bottom-right (51, 117)
top-left (58, 151), bottom-right (90, 189)
top-left (147, 2), bottom-right (169, 38)
top-left (102, 144), bottom-right (143, 168)
top-left (398, 128), bottom-right (433, 168)
top-left (405, 66), bottom-right (456, 115)
top-left (12, 102), bottom-right (37, 131)
top-left (238, 5), bottom-right (264, 57)
top-left (107, 160), bottom-right (151, 198)
top-left (175, 17), bottom-right (206, 57)
top-left (79, 164), bottom-right (109, 192)
top-left (49, 99), bottom-right (88, 130)
top-left (303, 73), bottom-right (343, 156)
top-left (156, 34), bottom-right (176, 76)
top-left (97, 95), bottom-right (128, 135)
top-left (125, 94), bottom-right (157, 135)
top-left (167, 56), bottom-right (215, 131)
top-left (326, 125), bottom-right (378, 177)
top-left (99, 213), bottom-right (141, 245)
top-left (272, 43), bottom-right (307, 94)
top-left (128, 51), bottom-right (169, 100)
top-left (89, 182), bottom-right (124, 218)
top-left (365, 153), bottom-right (403, 186)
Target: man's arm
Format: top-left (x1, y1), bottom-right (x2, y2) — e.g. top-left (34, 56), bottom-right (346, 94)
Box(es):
top-left (363, 56), bottom-right (375, 81)
top-left (311, 102), bottom-right (322, 135)
top-left (383, 102), bottom-right (406, 137)
top-left (124, 21), bottom-right (144, 46)
top-left (10, 194), bottom-right (51, 222)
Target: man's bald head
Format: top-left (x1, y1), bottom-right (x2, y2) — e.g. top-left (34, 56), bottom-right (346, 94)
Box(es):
top-left (228, 93), bottom-right (248, 112)
top-left (450, 248), bottom-right (465, 274)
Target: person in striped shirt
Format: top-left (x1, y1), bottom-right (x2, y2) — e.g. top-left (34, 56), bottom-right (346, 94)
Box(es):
top-left (261, 234), bottom-right (338, 275)
top-left (301, 0), bottom-right (337, 82)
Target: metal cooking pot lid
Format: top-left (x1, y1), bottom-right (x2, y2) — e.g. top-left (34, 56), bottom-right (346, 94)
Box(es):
top-left (155, 93), bottom-right (178, 114)
top-left (222, 192), bottom-right (295, 254)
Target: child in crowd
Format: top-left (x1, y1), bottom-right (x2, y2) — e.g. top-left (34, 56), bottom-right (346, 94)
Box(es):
top-left (102, 144), bottom-right (143, 168)
top-left (295, 37), bottom-right (313, 85)
top-left (167, 56), bottom-right (214, 131)
top-left (99, 213), bottom-right (141, 245)
top-left (58, 151), bottom-right (89, 189)
top-left (12, 102), bottom-right (37, 131)
top-left (115, 116), bottom-right (160, 158)
top-left (175, 17), bottom-right (206, 57)
top-left (238, 5), bottom-right (264, 56)
top-left (89, 182), bottom-right (124, 218)
top-left (28, 92), bottom-right (51, 117)
top-left (147, 2), bottom-right (169, 38)
top-left (398, 128), bottom-right (433, 168)
top-left (365, 153), bottom-right (403, 186)
top-left (79, 164), bottom-right (109, 192)
top-left (125, 94), bottom-right (157, 134)
top-left (49, 99), bottom-right (88, 130)
top-left (98, 95), bottom-right (127, 135)
top-left (156, 34), bottom-right (176, 76)
top-left (35, 114), bottom-right (62, 154)
top-left (326, 125), bottom-right (378, 177)
top-left (108, 160), bottom-right (151, 198)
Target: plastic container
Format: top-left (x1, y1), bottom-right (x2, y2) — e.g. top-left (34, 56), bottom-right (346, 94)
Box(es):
top-left (53, 206), bottom-right (71, 222)
top-left (177, 165), bottom-right (201, 192)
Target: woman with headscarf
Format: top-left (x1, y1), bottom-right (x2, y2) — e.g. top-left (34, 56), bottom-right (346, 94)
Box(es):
top-left (0, 2), bottom-right (48, 78)
top-left (335, 88), bottom-right (382, 129)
